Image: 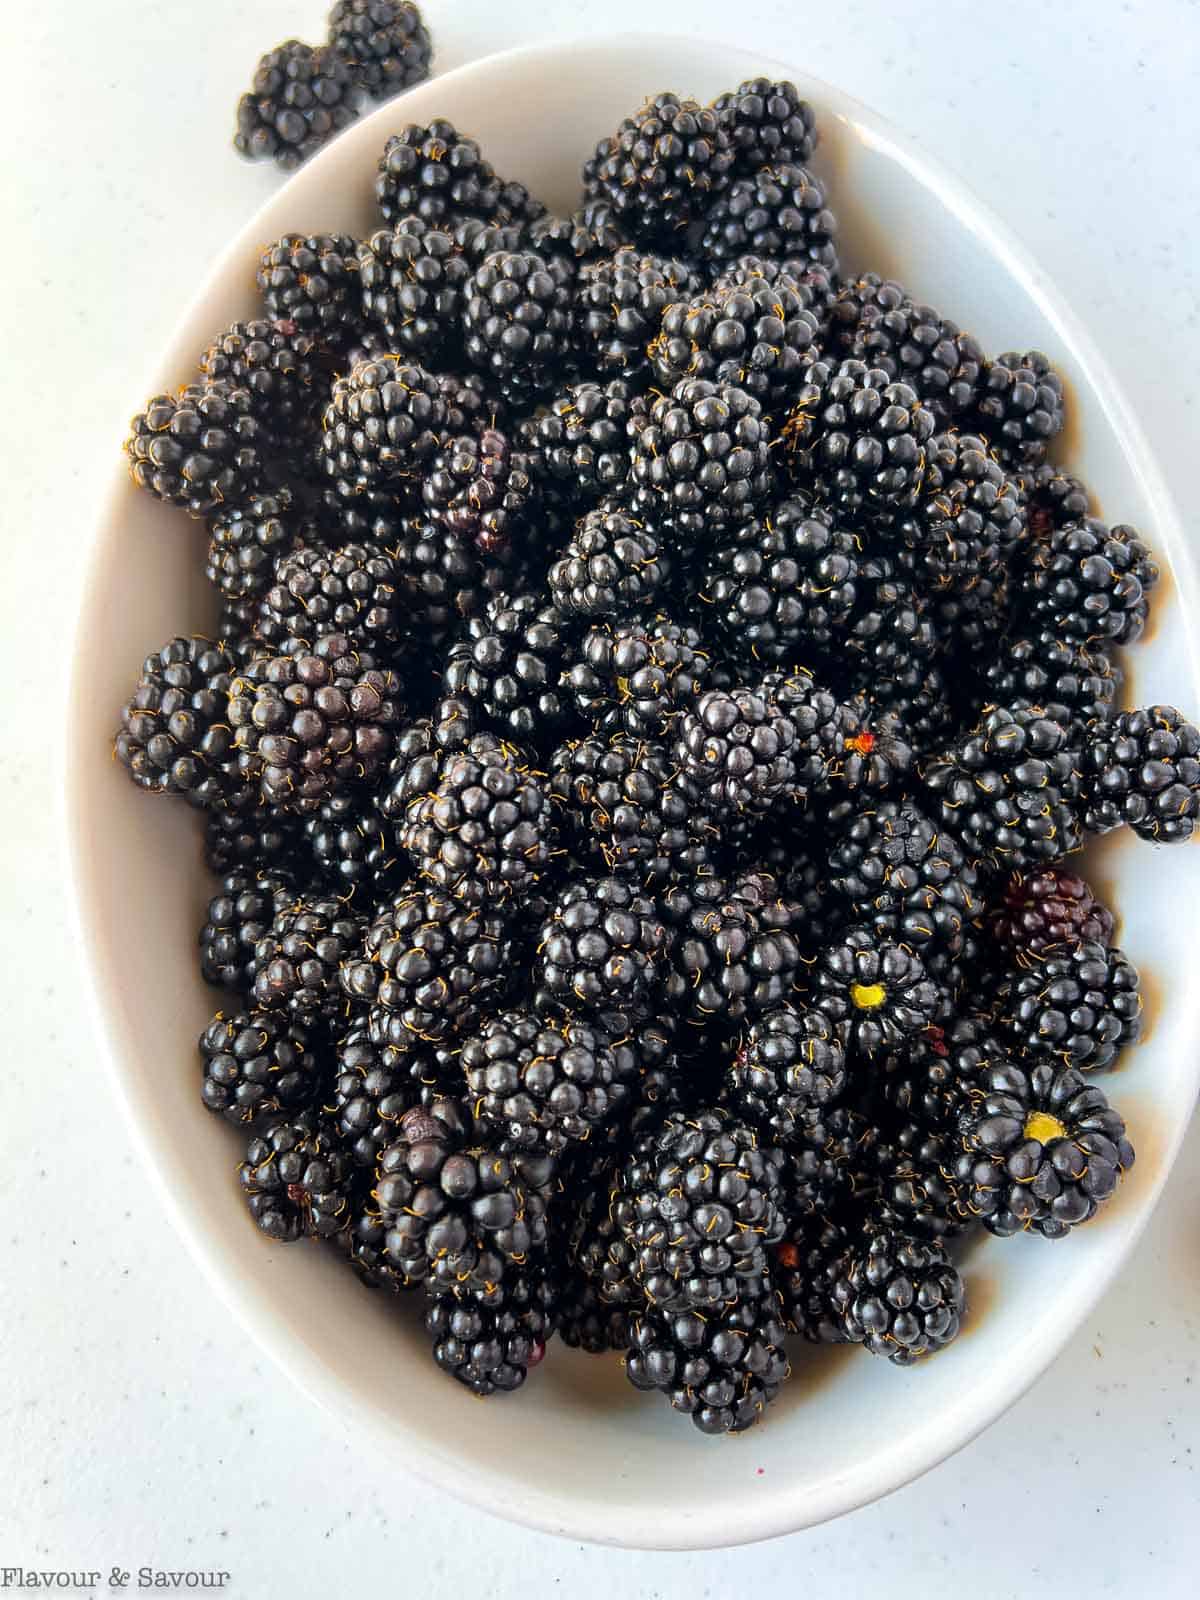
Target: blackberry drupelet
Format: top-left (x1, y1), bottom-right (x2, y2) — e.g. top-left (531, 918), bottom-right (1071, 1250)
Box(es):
top-left (320, 355), bottom-right (447, 500)
top-left (461, 249), bottom-right (575, 409)
top-left (978, 631), bottom-right (1121, 739)
top-left (257, 232), bottom-right (361, 344)
top-left (725, 1002), bottom-right (849, 1141)
top-left (517, 378), bottom-right (641, 503)
top-left (357, 218), bottom-right (473, 359)
top-left (1019, 517), bottom-right (1159, 647)
top-left (425, 1265), bottom-right (558, 1394)
top-left (973, 349), bottom-right (1065, 468)
top-left (234, 41), bottom-right (359, 172)
top-left (699, 162), bottom-right (838, 272)
top-left (625, 1278), bottom-right (790, 1434)
top-left (1081, 705), bottom-right (1200, 841)
top-left (256, 540), bottom-right (400, 649)
top-left (582, 93), bottom-right (734, 246)
top-left (114, 636), bottom-right (237, 806)
top-left (125, 381), bottom-right (266, 518)
top-left (831, 276), bottom-right (984, 423)
top-left (251, 892), bottom-right (363, 1021)
top-left (326, 0), bottom-right (431, 96)
top-left (443, 591), bottom-right (567, 741)
top-left (420, 428), bottom-right (534, 556)
top-left (666, 871), bottom-right (803, 1022)
top-left (561, 615), bottom-right (712, 740)
top-left (303, 787), bottom-right (400, 892)
top-left (206, 492), bottom-right (301, 609)
top-left (200, 867), bottom-right (295, 990)
top-left (648, 275), bottom-right (820, 405)
top-left (573, 247), bottom-right (699, 378)
top-left (673, 684), bottom-right (798, 818)
top-left (199, 1010), bottom-right (321, 1125)
top-left (827, 800), bottom-right (981, 953)
top-left (375, 120), bottom-right (510, 226)
top-left (535, 876), bottom-right (672, 1018)
top-left (955, 1061), bottom-right (1135, 1238)
top-left (238, 1112), bottom-right (352, 1240)
top-left (860, 1115), bottom-right (966, 1241)
top-left (991, 866), bottom-right (1115, 956)
top-left (815, 927), bottom-right (941, 1055)
top-left (712, 77), bottom-right (818, 172)
top-left (995, 938), bottom-right (1142, 1071)
top-left (548, 504), bottom-right (668, 618)
top-left (828, 1227), bottom-right (964, 1363)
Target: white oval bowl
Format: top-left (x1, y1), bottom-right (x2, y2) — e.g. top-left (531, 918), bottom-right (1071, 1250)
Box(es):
top-left (68, 32), bottom-right (1200, 1550)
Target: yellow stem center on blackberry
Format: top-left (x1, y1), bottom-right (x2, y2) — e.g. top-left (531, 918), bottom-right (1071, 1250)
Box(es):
top-left (850, 981), bottom-right (886, 1010)
top-left (1023, 1110), bottom-right (1068, 1145)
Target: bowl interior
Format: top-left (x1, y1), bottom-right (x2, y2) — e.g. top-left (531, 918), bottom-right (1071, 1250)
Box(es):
top-left (69, 34), bottom-right (1200, 1550)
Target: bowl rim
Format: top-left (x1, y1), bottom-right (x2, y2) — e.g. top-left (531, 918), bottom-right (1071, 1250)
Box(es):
top-left (65, 31), bottom-right (1200, 1550)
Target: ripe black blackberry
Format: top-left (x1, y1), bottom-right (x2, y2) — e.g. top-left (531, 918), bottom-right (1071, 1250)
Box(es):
top-left (648, 276), bottom-right (820, 406)
top-left (340, 882), bottom-right (510, 1043)
top-left (389, 512), bottom-right (513, 640)
top-left (840, 552), bottom-right (938, 685)
top-left (827, 800), bottom-right (981, 953)
top-left (711, 253), bottom-right (838, 314)
top-left (901, 430), bottom-right (1025, 596)
top-left (829, 276), bottom-right (984, 423)
top-left (301, 787), bottom-right (399, 893)
top-left (256, 540), bottom-right (401, 650)
top-left (238, 1112), bottom-right (353, 1240)
top-left (461, 249), bottom-right (575, 409)
top-left (704, 499), bottom-right (859, 662)
top-left (995, 938), bottom-right (1142, 1071)
top-left (712, 77), bottom-right (818, 172)
top-left (921, 703), bottom-right (1083, 873)
top-left (1024, 460), bottom-right (1092, 541)
top-left (814, 927), bottom-right (941, 1056)
top-left (725, 1003), bottom-right (848, 1141)
top-left (558, 1277), bottom-right (635, 1355)
top-left (525, 201), bottom-right (628, 265)
top-left (973, 349), bottom-right (1065, 468)
top-left (850, 662), bottom-right (961, 759)
top-left (357, 218), bottom-right (474, 360)
top-left (699, 162), bottom-right (838, 272)
top-left (435, 369), bottom-right (508, 434)
top-left (535, 876), bottom-right (672, 1019)
top-left (320, 355), bottom-right (447, 500)
top-left (878, 1013), bottom-right (1004, 1133)
top-left (257, 232), bottom-right (361, 345)
top-left (548, 505), bottom-right (668, 619)
top-left (561, 616), bottom-right (712, 740)
top-left (828, 1226), bottom-right (964, 1363)
top-left (765, 671), bottom-right (912, 813)
top-left (425, 1266), bottom-right (558, 1395)
top-left (517, 379), bottom-right (642, 504)
top-left (228, 634), bottom-right (402, 814)
top-left (420, 428), bottom-right (534, 557)
top-left (330, 1023), bottom-right (427, 1167)
top-left (206, 492), bottom-right (303, 609)
top-left (666, 871), bottom-right (803, 1022)
top-left (443, 591), bottom-right (567, 742)
top-left (204, 806), bottom-right (301, 875)
top-left (783, 359), bottom-right (935, 519)
top-left (573, 247), bottom-right (699, 377)
top-left (955, 1061), bottom-right (1135, 1238)
top-left (625, 1277), bottom-right (790, 1434)
top-left (582, 92), bottom-right (735, 246)
top-left (345, 1209), bottom-right (419, 1294)
top-left (234, 40), bottom-right (360, 172)
top-left (673, 684), bottom-right (799, 819)
top-left (1019, 516), bottom-right (1159, 647)
top-left (200, 867), bottom-right (295, 991)
top-left (460, 1008), bottom-right (634, 1153)
top-left (977, 631), bottom-right (1121, 740)
top-left (991, 866), bottom-right (1116, 956)
top-left (251, 891), bottom-right (363, 1021)
top-left (326, 0), bottom-right (431, 96)
top-left (630, 377), bottom-right (775, 543)
top-left (114, 636), bottom-right (237, 807)
top-left (613, 1108), bottom-right (786, 1310)
top-left (199, 1009), bottom-right (321, 1125)
top-left (1081, 705), bottom-right (1200, 842)
top-left (125, 381), bottom-right (267, 518)
top-left (375, 120), bottom-right (510, 226)
top-left (199, 318), bottom-right (325, 438)
top-left (774, 1213), bottom-right (851, 1342)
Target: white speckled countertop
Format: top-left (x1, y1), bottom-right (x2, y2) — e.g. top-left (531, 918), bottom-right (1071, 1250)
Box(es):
top-left (4, 0), bottom-right (1199, 1592)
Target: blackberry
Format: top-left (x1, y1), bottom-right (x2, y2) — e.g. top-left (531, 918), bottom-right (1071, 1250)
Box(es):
top-left (228, 635), bottom-right (402, 814)
top-left (200, 866), bottom-right (295, 990)
top-left (995, 938), bottom-right (1142, 1071)
top-left (357, 218), bottom-right (473, 359)
top-left (340, 883), bottom-right (510, 1043)
top-left (573, 247), bottom-right (699, 377)
top-left (125, 381), bottom-right (266, 518)
top-left (330, 1023), bottom-right (421, 1166)
top-left (774, 1213), bottom-right (851, 1342)
top-left (712, 77), bottom-right (818, 172)
top-left (1019, 517), bottom-right (1159, 647)
top-left (375, 120), bottom-right (510, 227)
top-left (921, 703), bottom-right (1083, 873)
top-left (420, 428), bottom-right (534, 556)
top-left (205, 492), bottom-right (302, 608)
top-left (389, 511), bottom-right (512, 638)
top-left (114, 636), bottom-right (237, 806)
top-left (234, 41), bottom-right (359, 172)
top-left (779, 1103), bottom-right (876, 1220)
top-left (725, 1003), bottom-right (848, 1141)
top-left (443, 591), bottom-right (567, 741)
top-left (759, 669), bottom-right (854, 794)
top-left (699, 162), bottom-right (838, 272)
top-left (535, 876), bottom-right (672, 1019)
top-left (204, 806), bottom-right (301, 875)
top-left (460, 1009), bottom-right (633, 1153)
top-left (517, 379), bottom-right (641, 503)
top-left (625, 1277), bottom-right (790, 1434)
top-left (673, 685), bottom-right (799, 819)
top-left (666, 871), bottom-right (803, 1022)
top-left (1023, 460), bottom-right (1092, 541)
top-left (901, 431), bottom-right (1025, 598)
top-left (199, 1010), bottom-right (321, 1125)
top-left (831, 276), bottom-right (984, 423)
top-left (978, 631), bottom-right (1121, 739)
top-left (648, 276), bottom-right (820, 405)
top-left (346, 1209), bottom-right (419, 1294)
top-left (991, 866), bottom-right (1116, 956)
top-left (879, 1014), bottom-right (1002, 1134)
top-left (712, 253), bottom-right (838, 313)
top-left (561, 616), bottom-right (712, 740)
top-left (841, 552), bottom-right (938, 685)
top-left (424, 1266), bottom-right (558, 1395)
top-left (303, 788), bottom-right (400, 893)
top-left (256, 541), bottom-right (400, 649)
top-left (256, 232), bottom-right (361, 344)
top-left (526, 201), bottom-right (628, 265)
top-left (783, 359), bottom-right (935, 518)
top-left (462, 249), bottom-right (575, 409)
top-left (827, 800), bottom-right (981, 953)
top-left (828, 1227), bottom-right (964, 1363)
top-left (814, 927), bottom-right (941, 1056)
top-left (199, 319), bottom-right (324, 436)
top-left (613, 1108), bottom-right (786, 1310)
top-left (326, 0), bottom-right (431, 96)
top-left (549, 505), bottom-right (668, 618)
top-left (852, 663), bottom-right (964, 763)
top-left (238, 1113), bottom-right (352, 1241)
top-left (974, 349), bottom-right (1065, 468)
top-left (251, 891), bottom-right (363, 1021)
top-left (558, 1277), bottom-right (635, 1354)
top-left (582, 93), bottom-right (734, 245)
top-left (320, 355), bottom-right (447, 500)
top-left (562, 1177), bottom-right (642, 1310)
top-left (955, 1061), bottom-right (1135, 1238)
top-left (1082, 705), bottom-right (1200, 841)
top-left (704, 499), bottom-right (859, 662)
